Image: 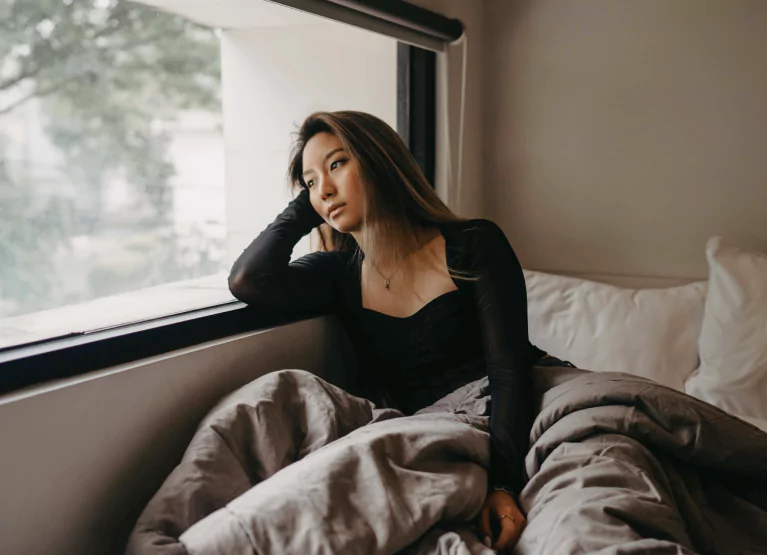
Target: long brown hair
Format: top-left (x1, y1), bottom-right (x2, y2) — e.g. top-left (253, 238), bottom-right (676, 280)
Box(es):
top-left (287, 110), bottom-right (475, 281)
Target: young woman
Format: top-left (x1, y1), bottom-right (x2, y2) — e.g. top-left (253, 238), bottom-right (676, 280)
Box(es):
top-left (228, 110), bottom-right (559, 552)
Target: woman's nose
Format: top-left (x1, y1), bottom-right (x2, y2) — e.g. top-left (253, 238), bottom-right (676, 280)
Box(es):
top-left (318, 178), bottom-right (336, 199)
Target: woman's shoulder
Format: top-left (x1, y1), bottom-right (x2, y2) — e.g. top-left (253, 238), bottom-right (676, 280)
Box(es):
top-left (442, 218), bottom-right (509, 247)
top-left (441, 218), bottom-right (519, 272)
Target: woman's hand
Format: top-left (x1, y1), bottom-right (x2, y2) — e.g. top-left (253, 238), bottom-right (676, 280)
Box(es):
top-left (293, 188), bottom-right (325, 230)
top-left (475, 489), bottom-right (526, 552)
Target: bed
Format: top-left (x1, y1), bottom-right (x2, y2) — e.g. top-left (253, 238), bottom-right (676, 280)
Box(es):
top-left (126, 235), bottom-right (767, 554)
top-left (524, 235), bottom-right (767, 432)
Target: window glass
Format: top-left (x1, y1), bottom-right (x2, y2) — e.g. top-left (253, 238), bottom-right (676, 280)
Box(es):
top-left (0, 0), bottom-right (397, 350)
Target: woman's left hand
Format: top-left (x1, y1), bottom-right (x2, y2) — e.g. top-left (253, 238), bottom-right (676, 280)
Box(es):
top-left (475, 489), bottom-right (526, 552)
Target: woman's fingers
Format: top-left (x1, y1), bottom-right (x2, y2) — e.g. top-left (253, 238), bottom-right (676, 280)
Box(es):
top-left (477, 505), bottom-right (492, 545)
top-left (492, 517), bottom-right (518, 552)
top-left (494, 508), bottom-right (527, 552)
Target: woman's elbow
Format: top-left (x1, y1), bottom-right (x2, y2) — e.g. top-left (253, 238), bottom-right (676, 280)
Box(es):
top-left (229, 269), bottom-right (287, 309)
top-left (228, 271), bottom-right (253, 303)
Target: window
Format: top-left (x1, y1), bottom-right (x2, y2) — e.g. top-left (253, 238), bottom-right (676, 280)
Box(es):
top-left (1, 0), bottom-right (228, 349)
top-left (0, 0), bottom-right (398, 352)
top-left (0, 0), bottom-right (452, 394)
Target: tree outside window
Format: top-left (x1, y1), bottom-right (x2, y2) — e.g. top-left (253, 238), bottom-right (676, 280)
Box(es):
top-left (0, 0), bottom-right (225, 319)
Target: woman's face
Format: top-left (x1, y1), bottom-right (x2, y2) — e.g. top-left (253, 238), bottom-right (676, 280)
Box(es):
top-left (302, 131), bottom-right (364, 233)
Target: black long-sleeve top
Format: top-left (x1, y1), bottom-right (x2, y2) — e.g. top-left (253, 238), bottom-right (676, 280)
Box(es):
top-left (228, 190), bottom-right (545, 497)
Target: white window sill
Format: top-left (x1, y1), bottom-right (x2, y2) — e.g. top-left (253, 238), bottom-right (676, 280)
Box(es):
top-left (0, 273), bottom-right (235, 350)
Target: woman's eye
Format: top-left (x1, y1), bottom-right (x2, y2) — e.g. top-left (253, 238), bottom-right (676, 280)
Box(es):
top-left (330, 159), bottom-right (345, 171)
top-left (306, 180), bottom-right (315, 188)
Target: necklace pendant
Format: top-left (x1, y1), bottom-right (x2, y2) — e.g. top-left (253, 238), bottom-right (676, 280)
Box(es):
top-left (385, 279), bottom-right (390, 291)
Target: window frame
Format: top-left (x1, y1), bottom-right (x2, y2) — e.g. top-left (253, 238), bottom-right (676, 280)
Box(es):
top-left (397, 43), bottom-right (436, 186)
top-left (0, 43), bottom-right (437, 396)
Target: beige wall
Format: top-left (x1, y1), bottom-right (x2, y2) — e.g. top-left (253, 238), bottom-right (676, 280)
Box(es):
top-left (0, 317), bottom-right (357, 555)
top-left (482, 0), bottom-right (767, 283)
top-left (410, 0), bottom-right (486, 218)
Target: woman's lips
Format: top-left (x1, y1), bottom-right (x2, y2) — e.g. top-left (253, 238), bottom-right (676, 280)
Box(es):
top-left (329, 205), bottom-right (345, 218)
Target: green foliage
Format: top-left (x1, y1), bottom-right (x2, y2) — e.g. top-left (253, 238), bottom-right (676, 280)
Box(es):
top-left (0, 154), bottom-right (77, 314)
top-left (0, 0), bottom-right (224, 319)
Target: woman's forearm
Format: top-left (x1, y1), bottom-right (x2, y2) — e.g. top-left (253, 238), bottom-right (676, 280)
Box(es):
top-left (228, 189), bottom-right (325, 306)
top-left (487, 366), bottom-right (533, 498)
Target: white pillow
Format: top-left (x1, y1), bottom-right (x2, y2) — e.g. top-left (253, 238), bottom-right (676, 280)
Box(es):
top-left (685, 237), bottom-right (767, 420)
top-left (524, 270), bottom-right (707, 391)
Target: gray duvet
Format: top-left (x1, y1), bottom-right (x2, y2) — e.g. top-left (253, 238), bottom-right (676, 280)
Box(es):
top-left (126, 367), bottom-right (767, 555)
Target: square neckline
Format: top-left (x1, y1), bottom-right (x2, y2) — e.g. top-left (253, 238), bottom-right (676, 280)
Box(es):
top-left (357, 229), bottom-right (461, 320)
top-left (360, 289), bottom-right (462, 320)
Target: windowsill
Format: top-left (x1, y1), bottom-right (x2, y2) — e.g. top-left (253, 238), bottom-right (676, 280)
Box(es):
top-left (0, 273), bottom-right (235, 351)
top-left (0, 262), bottom-right (333, 396)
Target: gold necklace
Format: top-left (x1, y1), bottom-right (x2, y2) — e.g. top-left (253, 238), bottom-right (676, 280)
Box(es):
top-left (370, 262), bottom-right (403, 292)
top-left (363, 229), bottom-right (437, 292)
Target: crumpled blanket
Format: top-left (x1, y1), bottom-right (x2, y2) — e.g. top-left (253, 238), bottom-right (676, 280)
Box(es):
top-left (126, 366), bottom-right (767, 555)
top-left (517, 371), bottom-right (767, 555)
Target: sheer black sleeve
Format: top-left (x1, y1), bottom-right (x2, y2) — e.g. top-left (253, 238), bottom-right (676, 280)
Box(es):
top-left (228, 189), bottom-right (343, 316)
top-left (467, 219), bottom-right (534, 498)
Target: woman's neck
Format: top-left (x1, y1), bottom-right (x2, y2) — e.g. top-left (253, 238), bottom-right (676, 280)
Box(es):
top-left (354, 224), bottom-right (441, 275)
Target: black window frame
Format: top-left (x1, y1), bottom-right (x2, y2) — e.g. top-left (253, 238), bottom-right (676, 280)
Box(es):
top-left (0, 42), bottom-right (438, 396)
top-left (397, 43), bottom-right (436, 187)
